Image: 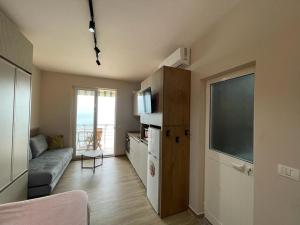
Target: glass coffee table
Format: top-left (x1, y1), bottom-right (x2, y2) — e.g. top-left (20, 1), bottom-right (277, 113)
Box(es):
top-left (81, 149), bottom-right (103, 174)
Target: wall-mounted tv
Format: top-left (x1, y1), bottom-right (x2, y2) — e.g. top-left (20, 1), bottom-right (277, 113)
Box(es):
top-left (143, 87), bottom-right (152, 114)
top-left (138, 87), bottom-right (152, 114)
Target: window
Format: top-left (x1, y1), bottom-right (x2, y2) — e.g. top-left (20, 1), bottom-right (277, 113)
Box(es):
top-left (210, 74), bottom-right (254, 162)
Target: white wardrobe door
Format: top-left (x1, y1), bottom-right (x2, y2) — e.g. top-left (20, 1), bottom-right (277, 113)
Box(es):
top-left (12, 69), bottom-right (31, 180)
top-left (0, 58), bottom-right (15, 190)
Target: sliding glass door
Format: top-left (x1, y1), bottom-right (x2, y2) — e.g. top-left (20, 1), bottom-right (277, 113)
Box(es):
top-left (75, 89), bottom-right (96, 154)
top-left (74, 88), bottom-right (116, 156)
top-left (96, 89), bottom-right (116, 156)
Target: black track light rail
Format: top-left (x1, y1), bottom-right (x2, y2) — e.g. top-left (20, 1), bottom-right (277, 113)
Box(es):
top-left (88, 0), bottom-right (94, 20)
top-left (88, 0), bottom-right (101, 66)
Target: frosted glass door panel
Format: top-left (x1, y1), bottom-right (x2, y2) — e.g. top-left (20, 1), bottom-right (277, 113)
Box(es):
top-left (210, 74), bottom-right (254, 162)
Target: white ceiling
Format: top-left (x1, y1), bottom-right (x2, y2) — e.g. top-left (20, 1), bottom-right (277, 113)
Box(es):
top-left (0, 0), bottom-right (241, 81)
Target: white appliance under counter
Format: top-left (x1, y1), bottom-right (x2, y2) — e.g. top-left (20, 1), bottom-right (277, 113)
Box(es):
top-left (146, 127), bottom-right (161, 214)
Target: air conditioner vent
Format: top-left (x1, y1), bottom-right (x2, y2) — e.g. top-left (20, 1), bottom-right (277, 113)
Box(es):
top-left (159, 47), bottom-right (191, 69)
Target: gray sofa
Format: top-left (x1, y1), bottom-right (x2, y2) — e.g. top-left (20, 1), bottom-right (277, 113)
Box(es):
top-left (28, 135), bottom-right (73, 198)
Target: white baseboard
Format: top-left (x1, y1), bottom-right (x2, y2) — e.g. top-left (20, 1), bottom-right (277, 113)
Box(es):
top-left (188, 204), bottom-right (204, 216)
top-left (205, 210), bottom-right (222, 225)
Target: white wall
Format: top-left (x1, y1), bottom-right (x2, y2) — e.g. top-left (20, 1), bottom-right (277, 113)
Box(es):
top-left (30, 66), bottom-right (41, 129)
top-left (189, 73), bottom-right (206, 214)
top-left (188, 0), bottom-right (300, 224)
top-left (39, 71), bottom-right (140, 156)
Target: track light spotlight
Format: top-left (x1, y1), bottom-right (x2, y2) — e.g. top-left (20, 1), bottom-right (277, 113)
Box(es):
top-left (94, 46), bottom-right (100, 54)
top-left (96, 59), bottom-right (101, 66)
top-left (88, 0), bottom-right (101, 66)
top-left (89, 20), bottom-right (95, 32)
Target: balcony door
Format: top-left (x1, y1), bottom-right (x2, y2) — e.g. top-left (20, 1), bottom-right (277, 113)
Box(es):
top-left (74, 88), bottom-right (116, 156)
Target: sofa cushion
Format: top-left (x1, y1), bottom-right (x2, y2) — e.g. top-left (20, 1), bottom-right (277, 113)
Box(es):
top-left (28, 185), bottom-right (51, 199)
top-left (30, 135), bottom-right (48, 158)
top-left (41, 148), bottom-right (73, 167)
top-left (28, 148), bottom-right (73, 187)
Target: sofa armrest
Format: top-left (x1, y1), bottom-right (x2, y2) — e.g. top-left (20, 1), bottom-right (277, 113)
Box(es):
top-left (0, 190), bottom-right (89, 225)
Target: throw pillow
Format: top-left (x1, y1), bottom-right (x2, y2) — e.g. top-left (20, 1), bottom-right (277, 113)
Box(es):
top-left (48, 135), bottom-right (64, 150)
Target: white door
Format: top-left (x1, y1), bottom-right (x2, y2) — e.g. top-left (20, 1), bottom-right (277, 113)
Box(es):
top-left (0, 58), bottom-right (15, 190)
top-left (13, 69), bottom-right (31, 179)
top-left (205, 68), bottom-right (255, 225)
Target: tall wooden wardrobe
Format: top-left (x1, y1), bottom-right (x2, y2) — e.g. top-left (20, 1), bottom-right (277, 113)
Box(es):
top-left (0, 10), bottom-right (33, 203)
top-left (141, 66), bottom-right (191, 218)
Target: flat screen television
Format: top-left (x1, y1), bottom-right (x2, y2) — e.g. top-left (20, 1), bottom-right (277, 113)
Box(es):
top-left (139, 87), bottom-right (152, 114)
top-left (143, 88), bottom-right (152, 113)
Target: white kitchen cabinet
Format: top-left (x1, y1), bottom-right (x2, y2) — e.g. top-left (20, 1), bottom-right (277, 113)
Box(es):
top-left (128, 136), bottom-right (148, 187)
top-left (125, 149), bottom-right (131, 162)
top-left (129, 136), bottom-right (139, 170)
top-left (0, 10), bottom-right (33, 73)
top-left (139, 142), bottom-right (148, 186)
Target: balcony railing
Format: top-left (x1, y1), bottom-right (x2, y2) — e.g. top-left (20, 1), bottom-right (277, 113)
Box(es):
top-left (76, 124), bottom-right (115, 156)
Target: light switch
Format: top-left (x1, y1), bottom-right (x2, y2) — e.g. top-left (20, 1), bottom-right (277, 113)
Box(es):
top-left (278, 164), bottom-right (300, 181)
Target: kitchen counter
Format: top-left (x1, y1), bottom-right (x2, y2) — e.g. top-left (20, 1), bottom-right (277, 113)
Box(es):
top-left (128, 132), bottom-right (140, 140)
top-left (128, 132), bottom-right (148, 145)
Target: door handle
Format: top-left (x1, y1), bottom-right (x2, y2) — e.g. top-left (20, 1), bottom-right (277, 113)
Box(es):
top-left (185, 129), bottom-right (190, 136)
top-left (166, 130), bottom-right (170, 137)
top-left (175, 136), bottom-right (180, 143)
top-left (247, 167), bottom-right (253, 176)
top-left (231, 163), bottom-right (245, 172)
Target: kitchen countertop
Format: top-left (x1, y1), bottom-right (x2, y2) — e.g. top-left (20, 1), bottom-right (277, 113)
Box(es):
top-left (128, 132), bottom-right (148, 145)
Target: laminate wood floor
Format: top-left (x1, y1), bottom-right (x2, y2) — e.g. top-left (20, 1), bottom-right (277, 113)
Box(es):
top-left (53, 156), bottom-right (209, 225)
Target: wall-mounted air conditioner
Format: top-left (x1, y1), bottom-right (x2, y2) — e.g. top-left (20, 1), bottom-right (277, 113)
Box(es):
top-left (159, 47), bottom-right (191, 69)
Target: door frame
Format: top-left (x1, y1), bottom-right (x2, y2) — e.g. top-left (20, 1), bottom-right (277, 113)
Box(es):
top-left (72, 86), bottom-right (117, 159)
top-left (204, 66), bottom-right (255, 225)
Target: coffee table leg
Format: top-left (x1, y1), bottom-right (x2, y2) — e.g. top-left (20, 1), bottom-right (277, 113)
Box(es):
top-left (93, 157), bottom-right (95, 174)
top-left (81, 150), bottom-right (103, 173)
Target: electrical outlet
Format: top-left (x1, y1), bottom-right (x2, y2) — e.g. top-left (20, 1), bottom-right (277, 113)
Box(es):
top-left (278, 164), bottom-right (300, 181)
